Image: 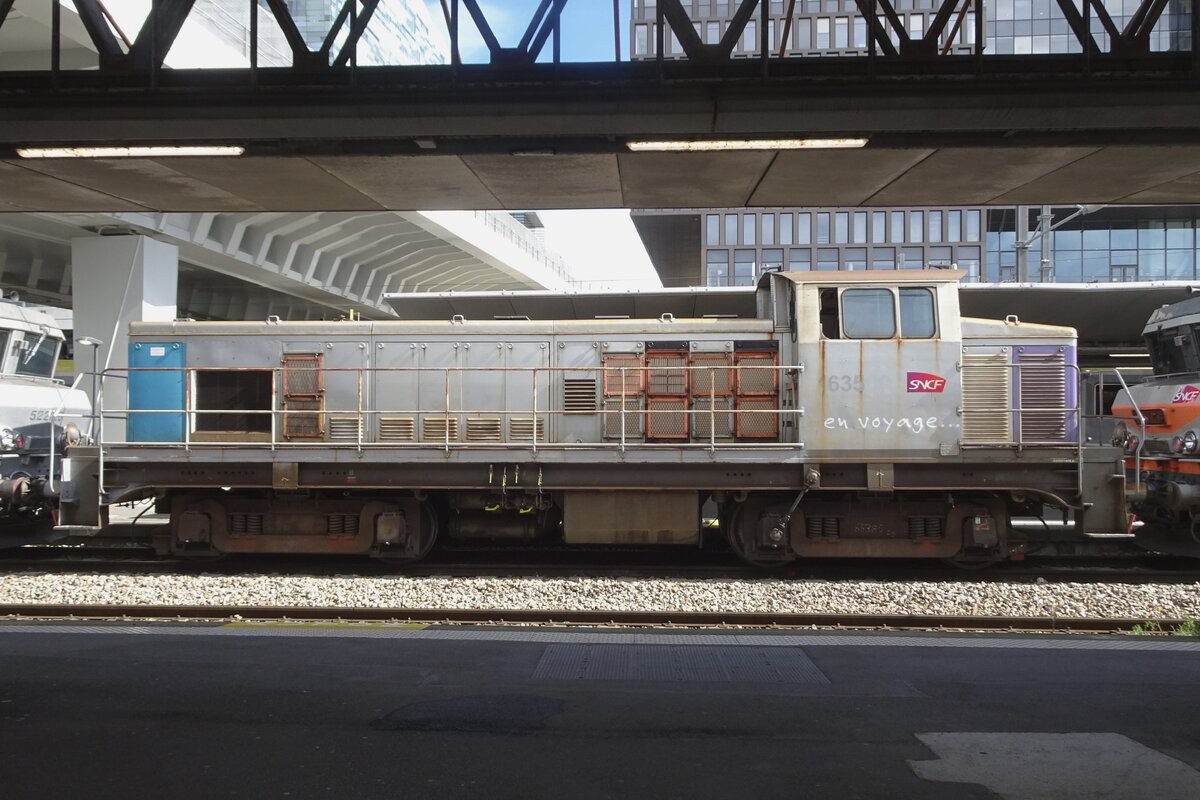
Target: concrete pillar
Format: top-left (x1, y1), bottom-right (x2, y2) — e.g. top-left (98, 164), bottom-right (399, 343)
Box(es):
top-left (70, 235), bottom-right (178, 441)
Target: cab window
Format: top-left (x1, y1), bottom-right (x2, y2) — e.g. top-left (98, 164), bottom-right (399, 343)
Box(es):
top-left (841, 289), bottom-right (896, 339)
top-left (899, 288), bottom-right (937, 338)
top-left (14, 335), bottom-right (58, 379)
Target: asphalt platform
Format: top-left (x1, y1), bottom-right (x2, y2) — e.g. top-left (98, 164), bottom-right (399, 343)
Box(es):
top-left (1, 622), bottom-right (1198, 799)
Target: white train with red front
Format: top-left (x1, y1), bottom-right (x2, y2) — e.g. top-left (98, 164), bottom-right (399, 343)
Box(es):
top-left (56, 270), bottom-right (1131, 564)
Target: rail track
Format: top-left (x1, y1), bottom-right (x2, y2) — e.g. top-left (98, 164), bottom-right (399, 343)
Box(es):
top-left (0, 603), bottom-right (1191, 633)
top-left (2, 547), bottom-right (1199, 584)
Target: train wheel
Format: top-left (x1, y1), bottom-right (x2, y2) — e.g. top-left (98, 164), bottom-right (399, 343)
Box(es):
top-left (724, 504), bottom-right (796, 568)
top-left (376, 501), bottom-right (439, 564)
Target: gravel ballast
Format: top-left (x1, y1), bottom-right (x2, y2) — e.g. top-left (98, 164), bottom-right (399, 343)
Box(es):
top-left (1, 573), bottom-right (1198, 618)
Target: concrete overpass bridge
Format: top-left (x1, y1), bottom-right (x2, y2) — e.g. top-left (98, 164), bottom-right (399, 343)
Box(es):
top-left (2, 0), bottom-right (1200, 213)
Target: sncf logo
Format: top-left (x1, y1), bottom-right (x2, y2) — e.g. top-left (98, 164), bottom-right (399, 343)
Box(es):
top-left (1172, 385), bottom-right (1200, 404)
top-left (907, 372), bottom-right (946, 393)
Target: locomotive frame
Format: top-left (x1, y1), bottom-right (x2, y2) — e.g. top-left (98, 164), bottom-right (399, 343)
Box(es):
top-left (60, 270), bottom-right (1130, 564)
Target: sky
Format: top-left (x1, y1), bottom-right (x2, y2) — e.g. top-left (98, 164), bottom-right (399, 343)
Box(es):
top-left (421, 1), bottom-right (634, 64)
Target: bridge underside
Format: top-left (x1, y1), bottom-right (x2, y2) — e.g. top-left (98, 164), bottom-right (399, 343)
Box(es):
top-left (4, 59), bottom-right (1200, 211)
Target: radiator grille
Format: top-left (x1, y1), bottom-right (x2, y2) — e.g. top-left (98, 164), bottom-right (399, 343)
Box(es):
top-left (691, 353), bottom-right (733, 397)
top-left (735, 397), bottom-right (779, 439)
top-left (693, 397), bottom-right (734, 440)
top-left (602, 355), bottom-right (644, 396)
top-left (735, 353), bottom-right (778, 396)
top-left (509, 416), bottom-right (546, 442)
top-left (422, 416), bottom-right (459, 442)
top-left (647, 353), bottom-right (688, 396)
top-left (647, 398), bottom-right (689, 439)
top-left (961, 352), bottom-right (1013, 444)
top-left (378, 416), bottom-right (415, 442)
top-left (282, 353), bottom-right (322, 397)
top-left (283, 399), bottom-right (323, 438)
top-left (563, 378), bottom-right (598, 413)
top-left (1018, 352), bottom-right (1068, 443)
top-left (466, 417), bottom-right (502, 442)
top-left (327, 415), bottom-right (362, 442)
top-left (603, 398), bottom-right (644, 439)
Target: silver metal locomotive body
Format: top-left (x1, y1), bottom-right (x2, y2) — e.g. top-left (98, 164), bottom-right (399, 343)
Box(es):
top-left (67, 270), bottom-right (1128, 563)
top-left (0, 300), bottom-right (90, 537)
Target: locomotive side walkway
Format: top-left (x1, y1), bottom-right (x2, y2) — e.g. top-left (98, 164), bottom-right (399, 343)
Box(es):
top-left (1, 623), bottom-right (1198, 799)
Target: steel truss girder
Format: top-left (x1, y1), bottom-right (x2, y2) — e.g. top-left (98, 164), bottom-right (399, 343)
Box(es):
top-left (0, 0), bottom-right (1187, 76)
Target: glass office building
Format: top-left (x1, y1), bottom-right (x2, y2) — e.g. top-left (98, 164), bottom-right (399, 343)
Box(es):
top-left (631, 1), bottom-right (1200, 287)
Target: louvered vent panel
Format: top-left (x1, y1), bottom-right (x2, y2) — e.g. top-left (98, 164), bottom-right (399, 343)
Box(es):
top-left (735, 353), bottom-right (778, 396)
top-left (691, 353), bottom-right (733, 397)
top-left (379, 416), bottom-right (415, 442)
top-left (735, 397), bottom-right (779, 439)
top-left (693, 397), bottom-right (734, 440)
top-left (962, 352), bottom-right (1013, 444)
top-left (422, 416), bottom-right (459, 442)
top-left (563, 379), bottom-right (598, 413)
top-left (327, 415), bottom-right (362, 442)
top-left (603, 398), bottom-right (644, 439)
top-left (647, 398), bottom-right (689, 439)
top-left (602, 355), bottom-right (644, 396)
top-left (509, 417), bottom-right (546, 442)
top-left (647, 353), bottom-right (688, 396)
top-left (1018, 352), bottom-right (1068, 443)
top-left (466, 417), bottom-right (502, 442)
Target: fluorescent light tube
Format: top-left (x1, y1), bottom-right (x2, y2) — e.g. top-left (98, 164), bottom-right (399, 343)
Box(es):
top-left (16, 145), bottom-right (246, 158)
top-left (626, 138), bottom-right (868, 152)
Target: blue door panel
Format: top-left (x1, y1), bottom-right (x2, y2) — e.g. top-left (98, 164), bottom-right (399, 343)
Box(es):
top-left (128, 342), bottom-right (186, 442)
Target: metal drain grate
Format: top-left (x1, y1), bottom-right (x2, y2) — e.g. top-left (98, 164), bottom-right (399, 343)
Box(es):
top-left (532, 644), bottom-right (829, 684)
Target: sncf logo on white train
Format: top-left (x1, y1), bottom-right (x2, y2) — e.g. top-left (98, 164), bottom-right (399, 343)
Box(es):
top-left (906, 372), bottom-right (947, 393)
top-left (1172, 385), bottom-right (1200, 404)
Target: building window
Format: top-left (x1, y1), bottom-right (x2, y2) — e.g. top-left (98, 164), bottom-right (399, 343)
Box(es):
top-left (872, 247), bottom-right (896, 269)
top-left (948, 210), bottom-right (962, 241)
top-left (966, 209), bottom-right (982, 241)
top-left (761, 213), bottom-right (775, 245)
top-left (706, 250), bottom-right (729, 286)
top-left (706, 214), bottom-right (720, 246)
top-left (734, 249), bottom-right (757, 285)
top-left (853, 211), bottom-right (867, 244)
top-left (909, 211), bottom-right (924, 243)
top-left (817, 212), bottom-right (830, 244)
top-left (780, 213), bottom-right (793, 245)
top-left (762, 248), bottom-right (784, 273)
top-left (901, 246), bottom-right (924, 268)
top-left (788, 248), bottom-right (811, 271)
top-left (929, 210), bottom-right (943, 243)
top-left (796, 213), bottom-right (812, 244)
top-left (725, 213), bottom-right (738, 245)
top-left (835, 17), bottom-right (848, 48)
top-left (834, 212), bottom-right (849, 244)
top-left (706, 21), bottom-right (720, 43)
top-left (957, 245), bottom-right (981, 280)
top-left (744, 19), bottom-right (757, 51)
top-left (743, 213), bottom-right (757, 246)
top-left (816, 248), bottom-right (839, 270)
top-left (816, 18), bottom-right (830, 48)
top-left (872, 211), bottom-right (886, 244)
top-left (890, 211), bottom-right (905, 244)
top-left (845, 247), bottom-right (867, 270)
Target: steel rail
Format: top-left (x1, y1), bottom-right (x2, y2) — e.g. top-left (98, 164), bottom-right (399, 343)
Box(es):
top-left (0, 604), bottom-right (1189, 633)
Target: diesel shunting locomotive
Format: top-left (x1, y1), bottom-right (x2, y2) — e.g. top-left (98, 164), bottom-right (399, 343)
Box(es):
top-left (56, 270), bottom-right (1131, 564)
